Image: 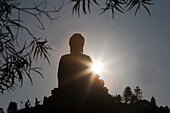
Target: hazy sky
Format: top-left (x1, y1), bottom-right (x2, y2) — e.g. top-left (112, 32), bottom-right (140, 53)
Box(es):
top-left (1, 0), bottom-right (170, 111)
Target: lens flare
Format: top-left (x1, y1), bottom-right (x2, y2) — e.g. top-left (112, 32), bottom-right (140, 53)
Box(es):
top-left (92, 61), bottom-right (103, 75)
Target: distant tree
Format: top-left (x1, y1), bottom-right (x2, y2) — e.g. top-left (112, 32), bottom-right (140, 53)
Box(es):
top-left (164, 106), bottom-right (169, 112)
top-left (123, 86), bottom-right (132, 104)
top-left (7, 102), bottom-right (18, 113)
top-left (35, 97), bottom-right (40, 106)
top-left (0, 108), bottom-right (4, 113)
top-left (159, 106), bottom-right (169, 113)
top-left (150, 96), bottom-right (156, 106)
top-left (130, 94), bottom-right (138, 103)
top-left (134, 86), bottom-right (143, 101)
top-left (165, 106), bottom-right (169, 110)
top-left (113, 94), bottom-right (122, 104)
top-left (25, 99), bottom-right (31, 109)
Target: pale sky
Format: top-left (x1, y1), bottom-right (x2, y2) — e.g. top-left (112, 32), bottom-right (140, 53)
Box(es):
top-left (0, 0), bottom-right (170, 111)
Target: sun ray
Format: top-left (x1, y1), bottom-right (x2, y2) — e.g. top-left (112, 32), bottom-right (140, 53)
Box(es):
top-left (92, 61), bottom-right (103, 75)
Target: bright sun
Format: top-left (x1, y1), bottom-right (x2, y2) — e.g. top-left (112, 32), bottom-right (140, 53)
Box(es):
top-left (92, 61), bottom-right (103, 75)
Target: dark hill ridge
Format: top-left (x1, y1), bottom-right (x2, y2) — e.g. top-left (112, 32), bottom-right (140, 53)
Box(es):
top-left (16, 74), bottom-right (169, 113)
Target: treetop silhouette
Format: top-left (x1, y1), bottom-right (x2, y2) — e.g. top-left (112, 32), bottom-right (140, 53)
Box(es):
top-left (14, 85), bottom-right (170, 113)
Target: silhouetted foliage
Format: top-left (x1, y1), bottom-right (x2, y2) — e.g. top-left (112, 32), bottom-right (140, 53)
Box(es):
top-left (25, 99), bottom-right (31, 109)
top-left (113, 94), bottom-right (122, 104)
top-left (123, 86), bottom-right (132, 103)
top-left (130, 86), bottom-right (143, 103)
top-left (130, 94), bottom-right (138, 103)
top-left (0, 108), bottom-right (4, 113)
top-left (70, 0), bottom-right (154, 18)
top-left (14, 85), bottom-right (170, 113)
top-left (150, 96), bottom-right (156, 106)
top-left (134, 86), bottom-right (143, 101)
top-left (0, 0), bottom-right (61, 93)
top-left (35, 98), bottom-right (40, 107)
top-left (7, 102), bottom-right (18, 113)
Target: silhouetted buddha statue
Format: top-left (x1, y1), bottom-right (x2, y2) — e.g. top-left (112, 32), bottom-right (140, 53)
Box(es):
top-left (57, 33), bottom-right (93, 91)
top-left (43, 34), bottom-right (111, 112)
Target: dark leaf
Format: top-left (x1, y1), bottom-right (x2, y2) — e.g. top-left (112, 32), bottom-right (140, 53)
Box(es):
top-left (142, 4), bottom-right (151, 16)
